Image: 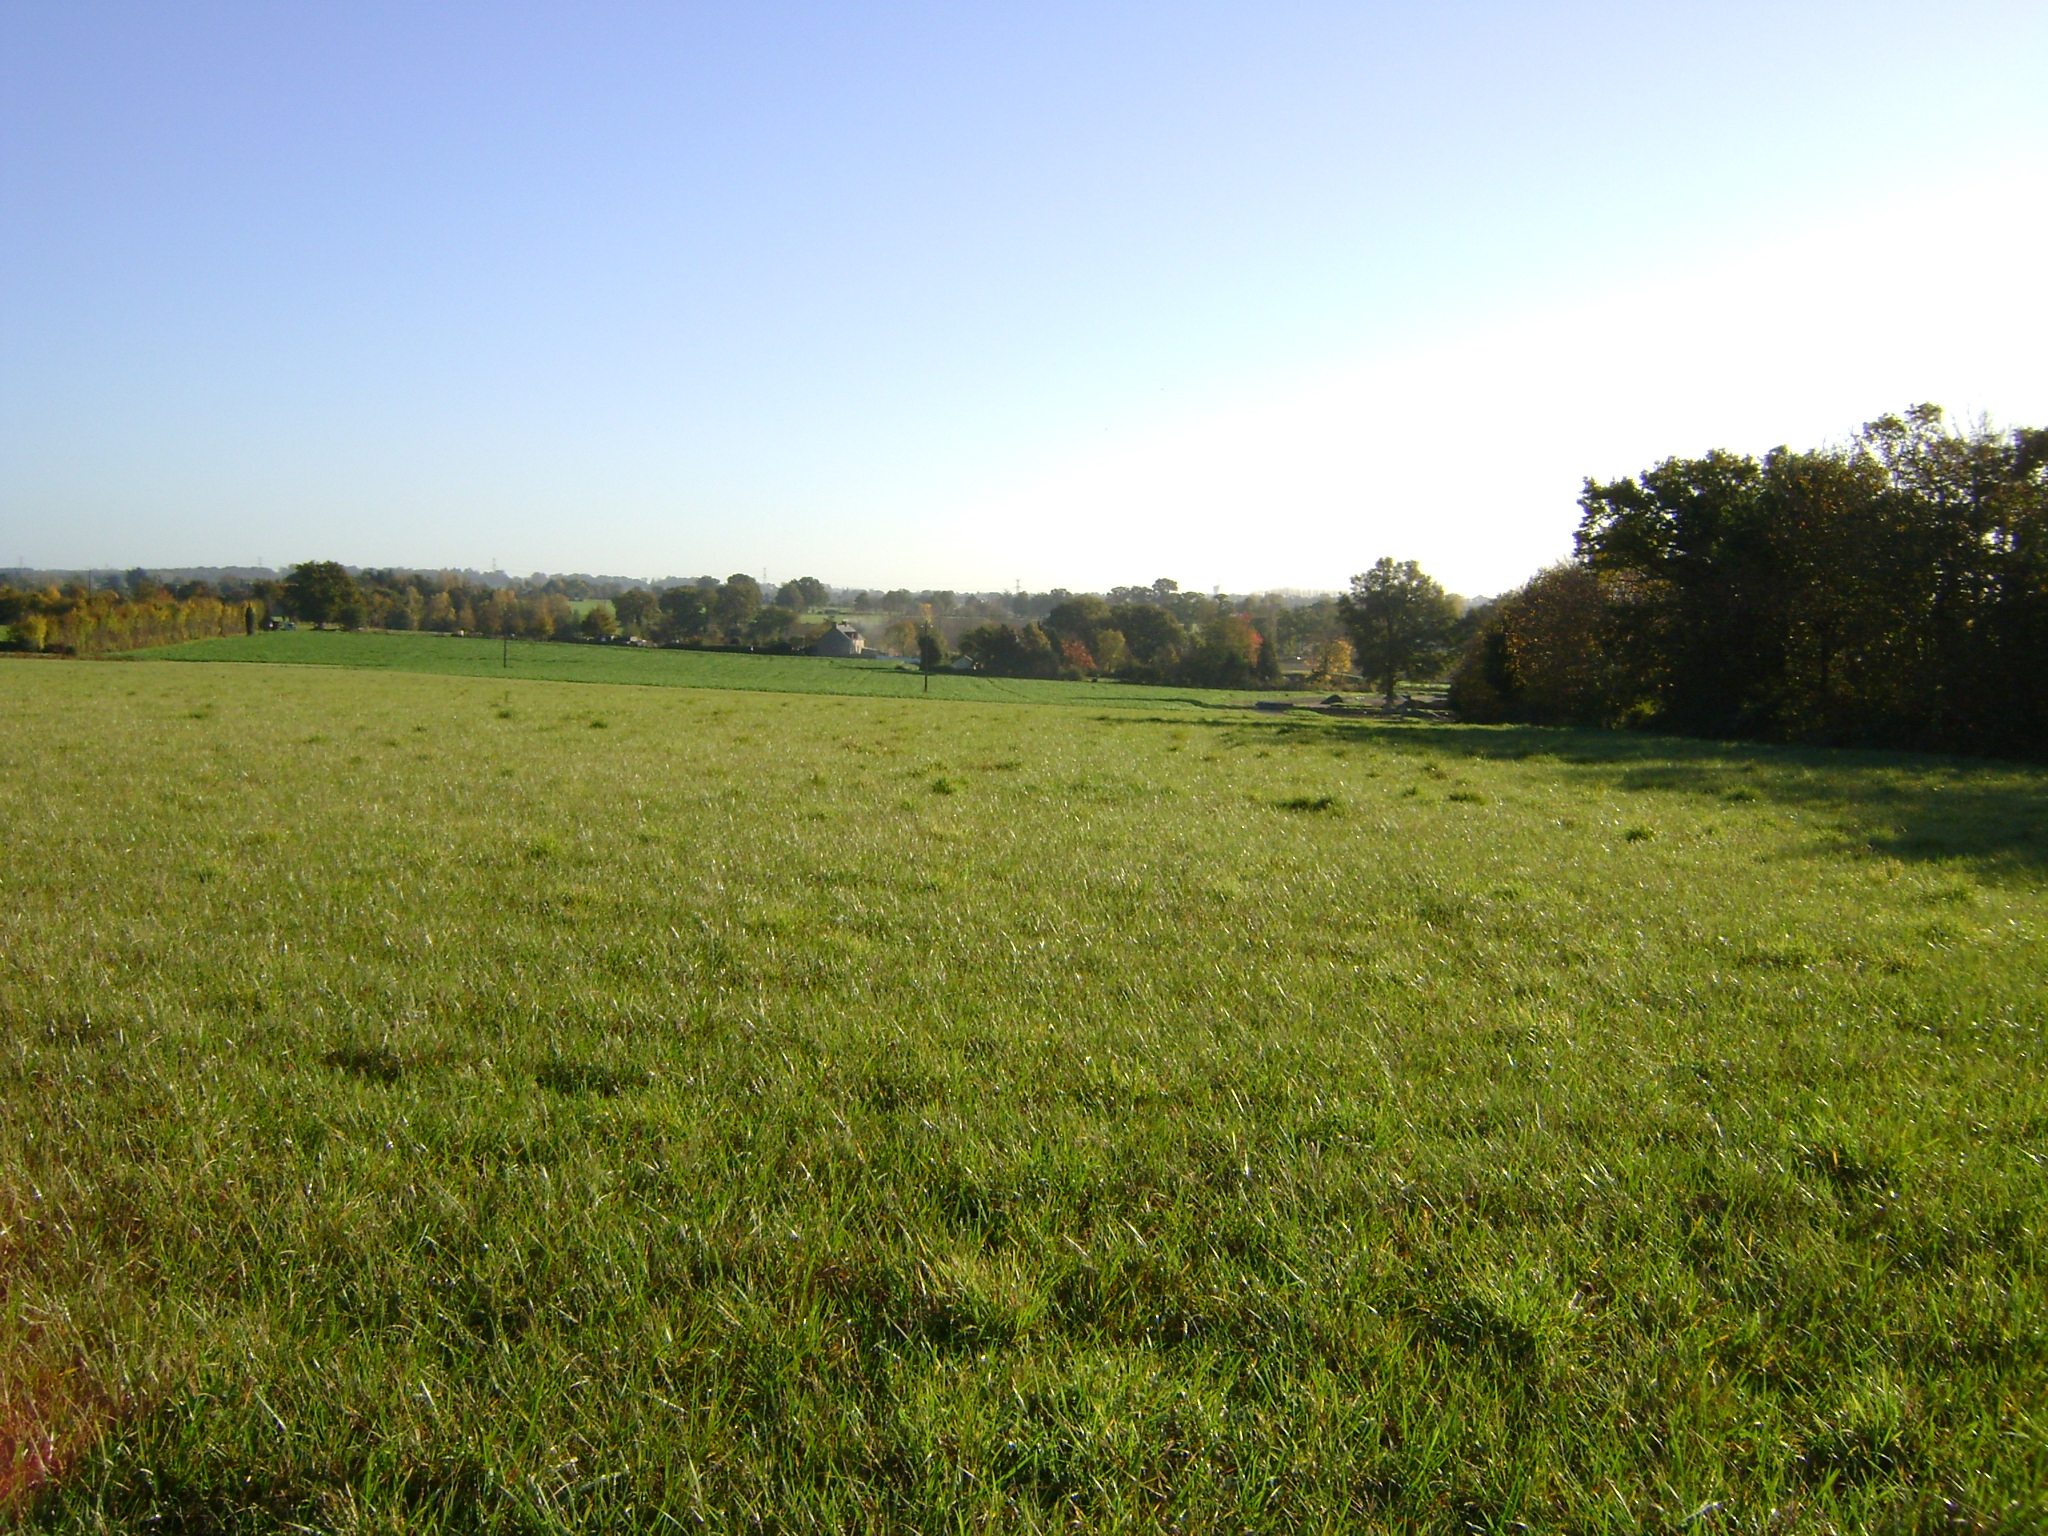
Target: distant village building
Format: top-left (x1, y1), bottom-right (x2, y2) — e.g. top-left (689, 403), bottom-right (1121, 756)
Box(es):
top-left (814, 621), bottom-right (865, 657)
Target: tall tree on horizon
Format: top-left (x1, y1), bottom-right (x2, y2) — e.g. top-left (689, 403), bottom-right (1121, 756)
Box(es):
top-left (713, 574), bottom-right (762, 640)
top-left (282, 561), bottom-right (361, 628)
top-left (1339, 558), bottom-right (1458, 703)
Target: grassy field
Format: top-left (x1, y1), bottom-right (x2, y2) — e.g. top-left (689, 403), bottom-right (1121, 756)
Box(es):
top-left (139, 629), bottom-right (1263, 710)
top-left (2, 656), bottom-right (2045, 1532)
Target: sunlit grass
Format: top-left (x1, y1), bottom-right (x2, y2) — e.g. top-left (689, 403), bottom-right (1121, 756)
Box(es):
top-left (139, 627), bottom-right (1263, 709)
top-left (1, 658), bottom-right (2044, 1532)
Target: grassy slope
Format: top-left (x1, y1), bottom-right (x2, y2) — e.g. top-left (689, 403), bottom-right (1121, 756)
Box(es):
top-left (2, 659), bottom-right (2045, 1532)
top-left (138, 629), bottom-right (1261, 709)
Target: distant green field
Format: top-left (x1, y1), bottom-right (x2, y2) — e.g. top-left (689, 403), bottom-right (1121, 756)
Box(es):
top-left (3, 658), bottom-right (2045, 1531)
top-left (139, 629), bottom-right (1262, 709)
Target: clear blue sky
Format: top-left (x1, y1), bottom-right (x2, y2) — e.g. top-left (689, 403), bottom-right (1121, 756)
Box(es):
top-left (4, 1), bottom-right (2044, 594)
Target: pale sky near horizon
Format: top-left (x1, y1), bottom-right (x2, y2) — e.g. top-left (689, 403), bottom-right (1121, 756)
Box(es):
top-left (4, 3), bottom-right (2045, 597)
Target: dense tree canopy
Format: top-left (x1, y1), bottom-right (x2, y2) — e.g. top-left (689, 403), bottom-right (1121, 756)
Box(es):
top-left (713, 575), bottom-right (762, 637)
top-left (1452, 406), bottom-right (2048, 756)
top-left (775, 576), bottom-right (828, 612)
top-left (4, 559), bottom-right (1339, 684)
top-left (283, 561), bottom-right (362, 627)
top-left (0, 584), bottom-right (265, 654)
top-left (656, 584), bottom-right (714, 643)
top-left (611, 588), bottom-right (657, 635)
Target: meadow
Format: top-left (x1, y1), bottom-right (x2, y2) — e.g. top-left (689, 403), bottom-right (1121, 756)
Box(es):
top-left (141, 629), bottom-right (1262, 710)
top-left (1, 654), bottom-right (2044, 1532)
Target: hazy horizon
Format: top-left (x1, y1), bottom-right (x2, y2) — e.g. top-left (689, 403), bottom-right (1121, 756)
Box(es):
top-left (5, 2), bottom-right (2045, 595)
top-left (1, 564), bottom-right (1363, 607)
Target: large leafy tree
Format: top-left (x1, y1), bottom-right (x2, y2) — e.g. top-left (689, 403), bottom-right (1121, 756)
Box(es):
top-left (1106, 603), bottom-right (1187, 673)
top-left (1306, 638), bottom-right (1354, 688)
top-left (713, 575), bottom-right (762, 640)
top-left (1447, 565), bottom-right (1610, 724)
top-left (1179, 613), bottom-right (1266, 688)
top-left (1339, 558), bottom-right (1458, 703)
top-left (656, 584), bottom-right (714, 643)
top-left (749, 604), bottom-right (798, 643)
top-left (775, 577), bottom-right (828, 612)
top-left (1044, 595), bottom-right (1121, 674)
top-left (955, 622), bottom-right (1062, 678)
top-left (1044, 594), bottom-right (1111, 646)
top-left (283, 561), bottom-right (361, 627)
top-left (1575, 449), bottom-right (1784, 735)
top-left (611, 588), bottom-right (657, 635)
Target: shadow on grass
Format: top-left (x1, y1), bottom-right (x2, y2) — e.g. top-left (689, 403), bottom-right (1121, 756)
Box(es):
top-left (1233, 714), bottom-right (2048, 880)
top-left (536, 1061), bottom-right (650, 1098)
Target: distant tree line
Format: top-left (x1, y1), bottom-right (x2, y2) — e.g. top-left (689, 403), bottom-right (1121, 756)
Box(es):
top-left (258, 565), bottom-right (1361, 678)
top-left (0, 574), bottom-right (266, 655)
top-left (952, 585), bottom-right (1282, 687)
top-left (1450, 406), bottom-right (2048, 757)
top-left (0, 559), bottom-right (1369, 669)
top-left (266, 567), bottom-right (850, 650)
top-left (926, 579), bottom-right (1367, 686)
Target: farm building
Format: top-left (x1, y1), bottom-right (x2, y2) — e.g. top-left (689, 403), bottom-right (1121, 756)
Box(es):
top-left (814, 622), bottom-right (866, 657)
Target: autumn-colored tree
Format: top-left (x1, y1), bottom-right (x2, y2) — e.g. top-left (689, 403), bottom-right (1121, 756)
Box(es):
top-left (1306, 638), bottom-right (1353, 688)
top-left (1178, 613), bottom-right (1264, 688)
top-left (1091, 628), bottom-right (1129, 675)
top-left (1448, 566), bottom-right (1610, 724)
top-left (1, 590), bottom-right (264, 655)
top-left (481, 589), bottom-right (521, 636)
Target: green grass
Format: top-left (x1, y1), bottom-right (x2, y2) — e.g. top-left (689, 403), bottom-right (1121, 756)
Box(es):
top-left (2, 658), bottom-right (2045, 1532)
top-left (138, 629), bottom-right (1263, 709)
